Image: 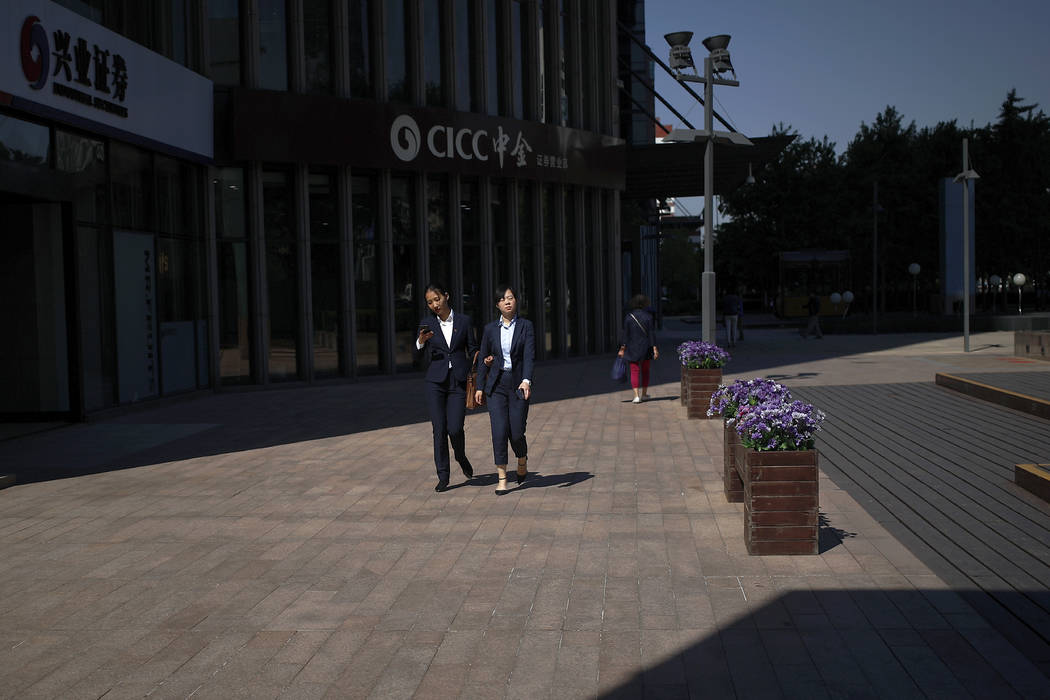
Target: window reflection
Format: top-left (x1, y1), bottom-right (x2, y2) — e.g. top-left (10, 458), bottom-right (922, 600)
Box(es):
top-left (427, 175), bottom-right (450, 291)
top-left (259, 0), bottom-right (289, 91)
top-left (0, 114), bottom-right (50, 166)
top-left (391, 175), bottom-right (417, 367)
top-left (310, 171), bottom-right (341, 377)
top-left (263, 170), bottom-right (299, 380)
top-left (386, 0), bottom-right (410, 102)
top-left (208, 0), bottom-right (241, 84)
top-left (349, 0), bottom-right (373, 97)
top-left (304, 0), bottom-right (332, 94)
top-left (352, 173), bottom-right (380, 373)
top-left (454, 0), bottom-right (479, 112)
top-left (423, 0), bottom-right (447, 107)
top-left (215, 168), bottom-right (252, 384)
top-left (461, 179), bottom-right (482, 325)
top-left (56, 130), bottom-right (106, 224)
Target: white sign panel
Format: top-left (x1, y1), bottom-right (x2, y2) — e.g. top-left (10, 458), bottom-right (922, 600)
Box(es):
top-left (2, 0), bottom-right (212, 159)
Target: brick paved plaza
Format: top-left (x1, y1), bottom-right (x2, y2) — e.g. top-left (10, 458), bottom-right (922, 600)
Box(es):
top-left (1, 327), bottom-right (1048, 699)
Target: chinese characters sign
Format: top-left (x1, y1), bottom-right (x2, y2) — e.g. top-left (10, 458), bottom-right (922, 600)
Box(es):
top-left (3, 0), bottom-right (212, 160)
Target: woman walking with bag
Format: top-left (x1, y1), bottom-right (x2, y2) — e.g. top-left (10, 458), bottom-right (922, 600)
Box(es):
top-left (474, 285), bottom-right (535, 495)
top-left (415, 282), bottom-right (477, 492)
top-left (618, 294), bottom-right (659, 403)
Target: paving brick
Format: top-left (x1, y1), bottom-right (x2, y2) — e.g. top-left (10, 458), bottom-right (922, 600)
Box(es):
top-left (0, 330), bottom-right (1046, 697)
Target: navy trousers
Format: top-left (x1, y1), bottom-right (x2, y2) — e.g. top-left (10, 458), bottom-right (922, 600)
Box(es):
top-left (425, 373), bottom-right (467, 481)
top-left (487, 370), bottom-right (529, 465)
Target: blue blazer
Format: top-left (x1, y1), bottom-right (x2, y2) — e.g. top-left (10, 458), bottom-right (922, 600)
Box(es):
top-left (476, 317), bottom-right (536, 395)
top-left (415, 312), bottom-right (478, 384)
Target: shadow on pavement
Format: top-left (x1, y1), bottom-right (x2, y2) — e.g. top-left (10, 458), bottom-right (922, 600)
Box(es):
top-left (595, 588), bottom-right (1050, 698)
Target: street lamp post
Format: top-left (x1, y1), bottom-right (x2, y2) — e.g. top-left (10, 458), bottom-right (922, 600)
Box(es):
top-left (1014, 273), bottom-right (1027, 314)
top-left (908, 263), bottom-right (920, 317)
top-left (953, 138), bottom-right (979, 352)
top-left (663, 32), bottom-right (747, 344)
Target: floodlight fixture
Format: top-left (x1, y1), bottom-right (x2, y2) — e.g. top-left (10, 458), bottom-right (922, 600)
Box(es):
top-left (664, 32), bottom-right (696, 72)
top-left (702, 35), bottom-right (734, 76)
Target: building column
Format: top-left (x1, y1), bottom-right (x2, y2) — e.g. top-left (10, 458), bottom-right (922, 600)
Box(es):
top-left (377, 171), bottom-right (395, 372)
top-left (204, 166), bottom-right (221, 390)
top-left (294, 164), bottom-right (313, 381)
top-left (245, 162), bottom-right (268, 384)
top-left (338, 167), bottom-right (355, 377)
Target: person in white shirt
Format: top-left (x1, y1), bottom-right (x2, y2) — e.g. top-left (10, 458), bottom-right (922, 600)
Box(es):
top-left (414, 283), bottom-right (478, 492)
top-left (474, 285), bottom-right (536, 495)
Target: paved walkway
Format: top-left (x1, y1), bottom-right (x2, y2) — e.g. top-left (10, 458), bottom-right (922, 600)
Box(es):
top-left (1, 327), bottom-right (1049, 698)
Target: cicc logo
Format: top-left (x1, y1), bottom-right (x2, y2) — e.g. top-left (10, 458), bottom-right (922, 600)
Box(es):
top-left (20, 15), bottom-right (50, 90)
top-left (390, 114), bottom-right (421, 162)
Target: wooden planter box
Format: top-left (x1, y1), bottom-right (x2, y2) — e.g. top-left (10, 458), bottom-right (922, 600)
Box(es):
top-left (732, 442), bottom-right (819, 555)
top-left (723, 422), bottom-right (743, 502)
top-left (681, 366), bottom-right (722, 419)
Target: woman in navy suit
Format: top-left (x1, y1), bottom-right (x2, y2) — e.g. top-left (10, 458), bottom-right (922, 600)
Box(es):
top-left (474, 285), bottom-right (535, 495)
top-left (415, 283), bottom-right (477, 492)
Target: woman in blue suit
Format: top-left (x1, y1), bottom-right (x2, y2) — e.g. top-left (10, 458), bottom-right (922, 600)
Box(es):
top-left (415, 283), bottom-right (477, 492)
top-left (474, 285), bottom-right (535, 495)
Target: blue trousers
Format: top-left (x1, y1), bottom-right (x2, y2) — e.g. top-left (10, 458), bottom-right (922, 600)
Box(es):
top-left (425, 373), bottom-right (467, 481)
top-left (487, 370), bottom-right (529, 465)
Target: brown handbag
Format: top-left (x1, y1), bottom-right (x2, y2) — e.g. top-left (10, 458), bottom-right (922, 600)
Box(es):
top-left (465, 351), bottom-right (480, 409)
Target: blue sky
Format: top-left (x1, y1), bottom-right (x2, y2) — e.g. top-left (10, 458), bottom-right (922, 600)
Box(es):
top-left (644, 0), bottom-right (1050, 155)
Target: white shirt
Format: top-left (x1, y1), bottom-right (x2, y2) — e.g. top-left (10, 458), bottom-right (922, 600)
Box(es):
top-left (417, 309), bottom-right (455, 368)
top-left (500, 316), bottom-right (516, 370)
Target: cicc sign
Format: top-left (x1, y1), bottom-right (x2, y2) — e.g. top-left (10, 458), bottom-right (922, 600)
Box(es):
top-left (390, 113), bottom-right (556, 170)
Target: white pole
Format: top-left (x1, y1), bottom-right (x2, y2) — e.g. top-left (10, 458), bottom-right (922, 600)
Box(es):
top-left (962, 138), bottom-right (970, 352)
top-left (872, 181), bottom-right (878, 334)
top-left (702, 54), bottom-right (716, 344)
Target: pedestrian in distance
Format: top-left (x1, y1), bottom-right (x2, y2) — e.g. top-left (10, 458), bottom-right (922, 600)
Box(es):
top-left (475, 285), bottom-right (536, 495)
top-left (415, 282), bottom-right (477, 492)
top-left (618, 294), bottom-right (659, 403)
top-left (801, 291), bottom-right (824, 339)
top-left (721, 287), bottom-right (741, 349)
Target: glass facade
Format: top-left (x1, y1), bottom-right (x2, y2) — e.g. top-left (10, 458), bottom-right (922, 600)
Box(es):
top-left (386, 0), bottom-right (410, 102)
top-left (304, 0), bottom-right (333, 94)
top-left (352, 172), bottom-right (380, 373)
top-left (309, 171), bottom-right (341, 377)
top-left (423, 0), bottom-right (448, 107)
top-left (427, 175), bottom-right (450, 289)
top-left (454, 0), bottom-right (480, 112)
top-left (208, 0), bottom-right (241, 84)
top-left (0, 0), bottom-right (622, 417)
top-left (262, 169), bottom-right (299, 380)
top-left (259, 0), bottom-right (289, 90)
top-left (215, 168), bottom-right (252, 385)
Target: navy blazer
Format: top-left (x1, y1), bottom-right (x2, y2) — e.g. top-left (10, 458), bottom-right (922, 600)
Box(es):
top-left (476, 317), bottom-right (536, 395)
top-left (415, 311), bottom-right (478, 384)
top-left (620, 309), bottom-right (656, 363)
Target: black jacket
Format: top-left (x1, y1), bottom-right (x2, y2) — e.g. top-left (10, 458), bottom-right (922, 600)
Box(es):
top-left (415, 312), bottom-right (478, 383)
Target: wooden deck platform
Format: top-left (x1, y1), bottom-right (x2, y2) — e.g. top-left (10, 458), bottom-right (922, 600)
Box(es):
top-left (794, 381), bottom-right (1050, 676)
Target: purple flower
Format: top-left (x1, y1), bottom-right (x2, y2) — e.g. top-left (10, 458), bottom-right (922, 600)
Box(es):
top-left (676, 340), bottom-right (730, 369)
top-left (734, 399), bottom-right (825, 451)
top-left (707, 378), bottom-right (793, 423)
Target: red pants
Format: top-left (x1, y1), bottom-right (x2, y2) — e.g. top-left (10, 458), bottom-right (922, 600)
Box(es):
top-left (630, 360), bottom-right (651, 389)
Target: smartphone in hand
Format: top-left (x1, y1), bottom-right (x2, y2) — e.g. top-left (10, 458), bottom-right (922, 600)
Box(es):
top-left (516, 388), bottom-right (526, 400)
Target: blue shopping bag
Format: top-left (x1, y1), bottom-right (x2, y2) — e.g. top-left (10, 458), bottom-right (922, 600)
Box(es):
top-left (611, 356), bottom-right (628, 383)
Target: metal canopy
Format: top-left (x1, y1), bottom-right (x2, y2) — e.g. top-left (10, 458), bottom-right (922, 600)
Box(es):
top-left (623, 134), bottom-right (794, 199)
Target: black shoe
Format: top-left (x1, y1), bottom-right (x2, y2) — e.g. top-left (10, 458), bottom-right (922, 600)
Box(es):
top-left (435, 480), bottom-right (449, 492)
top-left (459, 459), bottom-right (474, 480)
